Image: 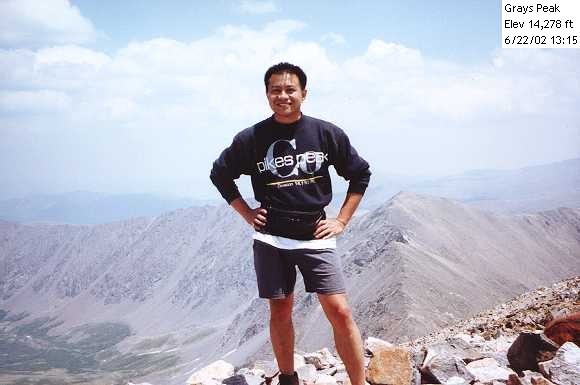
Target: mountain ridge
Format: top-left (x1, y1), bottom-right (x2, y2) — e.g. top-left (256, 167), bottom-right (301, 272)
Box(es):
top-left (1, 192), bottom-right (579, 385)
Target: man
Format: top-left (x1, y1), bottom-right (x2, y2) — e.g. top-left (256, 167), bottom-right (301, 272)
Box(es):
top-left (210, 62), bottom-right (370, 385)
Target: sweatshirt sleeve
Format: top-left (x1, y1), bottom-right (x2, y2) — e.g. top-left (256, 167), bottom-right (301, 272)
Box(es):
top-left (329, 126), bottom-right (371, 194)
top-left (210, 131), bottom-right (253, 204)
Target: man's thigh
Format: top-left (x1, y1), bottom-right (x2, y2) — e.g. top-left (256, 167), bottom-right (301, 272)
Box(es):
top-left (253, 240), bottom-right (297, 299)
top-left (290, 247), bottom-right (346, 295)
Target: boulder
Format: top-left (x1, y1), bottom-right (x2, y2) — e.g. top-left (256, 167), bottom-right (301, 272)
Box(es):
top-left (482, 335), bottom-right (516, 354)
top-left (549, 342), bottom-right (580, 385)
top-left (364, 337), bottom-right (393, 356)
top-left (423, 355), bottom-right (473, 385)
top-left (445, 336), bottom-right (486, 361)
top-left (466, 357), bottom-right (516, 384)
top-left (410, 347), bottom-right (426, 367)
top-left (187, 360), bottom-right (235, 385)
top-left (304, 348), bottom-right (338, 369)
top-left (367, 346), bottom-right (416, 385)
top-left (530, 377), bottom-right (556, 385)
top-left (293, 353), bottom-right (307, 370)
top-left (319, 367), bottom-right (338, 376)
top-left (334, 371), bottom-right (347, 384)
top-left (507, 332), bottom-right (559, 374)
top-left (253, 360), bottom-right (279, 378)
top-left (424, 341), bottom-right (481, 364)
top-left (237, 368), bottom-right (266, 378)
top-left (444, 378), bottom-right (471, 385)
top-left (225, 374), bottom-right (264, 385)
top-left (297, 364), bottom-right (318, 384)
top-left (519, 371), bottom-right (545, 385)
top-left (315, 374), bottom-right (338, 385)
top-left (537, 360), bottom-right (552, 377)
top-left (543, 313), bottom-right (580, 346)
top-left (507, 373), bottom-right (523, 385)
top-left (421, 343), bottom-right (474, 385)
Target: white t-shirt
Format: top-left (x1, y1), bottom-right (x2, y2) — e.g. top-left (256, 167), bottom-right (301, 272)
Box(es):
top-left (253, 231), bottom-right (336, 250)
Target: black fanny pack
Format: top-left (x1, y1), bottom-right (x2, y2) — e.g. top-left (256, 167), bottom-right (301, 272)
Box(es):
top-left (260, 206), bottom-right (325, 240)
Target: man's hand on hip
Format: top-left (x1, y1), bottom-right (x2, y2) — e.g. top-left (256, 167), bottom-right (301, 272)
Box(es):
top-left (230, 198), bottom-right (267, 230)
top-left (314, 218), bottom-right (345, 239)
top-left (247, 207), bottom-right (267, 230)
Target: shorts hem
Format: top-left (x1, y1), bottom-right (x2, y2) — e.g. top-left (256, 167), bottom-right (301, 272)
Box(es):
top-left (306, 288), bottom-right (347, 295)
top-left (259, 291), bottom-right (294, 299)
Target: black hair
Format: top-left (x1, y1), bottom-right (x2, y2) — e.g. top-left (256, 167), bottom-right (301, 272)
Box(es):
top-left (264, 62), bottom-right (307, 91)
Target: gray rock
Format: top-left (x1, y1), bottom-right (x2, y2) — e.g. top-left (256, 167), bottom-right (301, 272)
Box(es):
top-left (252, 361), bottom-right (279, 378)
top-left (422, 354), bottom-right (473, 385)
top-left (411, 347), bottom-right (426, 367)
top-left (297, 364), bottom-right (318, 384)
top-left (237, 368), bottom-right (266, 378)
top-left (316, 374), bottom-right (338, 385)
top-left (445, 336), bottom-right (485, 361)
top-left (444, 377), bottom-right (471, 385)
top-left (537, 360), bottom-right (552, 377)
top-left (520, 371), bottom-right (546, 385)
top-left (237, 374), bottom-right (264, 385)
top-left (334, 371), bottom-right (347, 384)
top-left (293, 353), bottom-right (307, 370)
top-left (304, 348), bottom-right (338, 369)
top-left (319, 367), bottom-right (338, 376)
top-left (466, 358), bottom-right (516, 384)
top-left (549, 342), bottom-right (580, 385)
top-left (483, 351), bottom-right (510, 368)
top-left (187, 360), bottom-right (235, 385)
top-left (424, 342), bottom-right (481, 364)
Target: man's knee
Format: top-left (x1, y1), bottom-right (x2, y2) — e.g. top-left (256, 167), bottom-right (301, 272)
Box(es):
top-left (269, 296), bottom-right (293, 322)
top-left (328, 303), bottom-right (354, 325)
top-left (318, 294), bottom-right (355, 327)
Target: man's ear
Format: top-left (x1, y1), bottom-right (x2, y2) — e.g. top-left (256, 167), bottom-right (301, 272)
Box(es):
top-left (302, 89), bottom-right (307, 99)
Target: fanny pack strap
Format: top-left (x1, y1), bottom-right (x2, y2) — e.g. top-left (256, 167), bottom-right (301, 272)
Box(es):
top-left (265, 205), bottom-right (324, 218)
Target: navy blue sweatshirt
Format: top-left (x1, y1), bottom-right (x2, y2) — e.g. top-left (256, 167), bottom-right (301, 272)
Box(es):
top-left (210, 115), bottom-right (371, 211)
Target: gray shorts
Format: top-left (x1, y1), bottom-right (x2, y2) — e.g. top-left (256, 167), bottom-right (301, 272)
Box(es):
top-left (253, 240), bottom-right (346, 299)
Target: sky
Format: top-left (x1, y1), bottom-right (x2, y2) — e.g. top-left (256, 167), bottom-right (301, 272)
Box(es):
top-left (0, 0), bottom-right (579, 200)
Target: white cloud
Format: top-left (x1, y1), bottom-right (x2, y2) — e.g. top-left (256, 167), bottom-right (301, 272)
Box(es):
top-left (35, 45), bottom-right (110, 68)
top-left (0, 19), bottom-right (578, 199)
top-left (321, 33), bottom-right (346, 46)
top-left (0, 90), bottom-right (71, 113)
top-left (238, 0), bottom-right (278, 14)
top-left (0, 0), bottom-right (97, 47)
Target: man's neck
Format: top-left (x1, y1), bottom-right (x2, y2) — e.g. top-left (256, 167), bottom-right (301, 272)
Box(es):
top-left (273, 112), bottom-right (302, 124)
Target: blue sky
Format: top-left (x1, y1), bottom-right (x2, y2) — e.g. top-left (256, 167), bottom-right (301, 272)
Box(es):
top-left (0, 0), bottom-right (578, 200)
top-left (73, 0), bottom-right (499, 63)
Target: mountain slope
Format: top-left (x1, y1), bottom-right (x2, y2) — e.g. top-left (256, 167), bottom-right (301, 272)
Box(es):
top-left (277, 192), bottom-right (580, 356)
top-left (0, 192), bottom-right (579, 385)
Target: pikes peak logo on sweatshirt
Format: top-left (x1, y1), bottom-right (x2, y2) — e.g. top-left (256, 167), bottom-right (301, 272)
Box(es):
top-left (256, 139), bottom-right (328, 178)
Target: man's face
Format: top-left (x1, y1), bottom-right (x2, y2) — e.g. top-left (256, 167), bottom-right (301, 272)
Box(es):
top-left (266, 72), bottom-right (307, 123)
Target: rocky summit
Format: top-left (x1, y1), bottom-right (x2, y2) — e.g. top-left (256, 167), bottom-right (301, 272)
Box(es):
top-left (186, 277), bottom-right (579, 385)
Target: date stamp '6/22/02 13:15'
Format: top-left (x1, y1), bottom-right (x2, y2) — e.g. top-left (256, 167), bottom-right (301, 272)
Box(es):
top-left (502, 0), bottom-right (580, 47)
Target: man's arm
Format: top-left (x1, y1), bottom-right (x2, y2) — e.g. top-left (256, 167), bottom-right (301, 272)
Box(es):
top-left (230, 197), bottom-right (268, 230)
top-left (314, 192), bottom-right (363, 239)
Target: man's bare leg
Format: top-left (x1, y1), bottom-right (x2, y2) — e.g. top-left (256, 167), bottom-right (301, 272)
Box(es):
top-left (317, 293), bottom-right (365, 385)
top-left (269, 293), bottom-right (295, 375)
